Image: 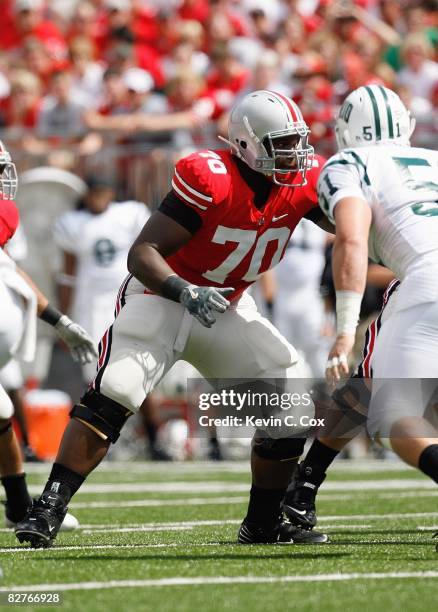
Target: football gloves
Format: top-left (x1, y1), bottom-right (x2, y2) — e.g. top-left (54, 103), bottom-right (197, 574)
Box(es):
top-left (55, 315), bottom-right (98, 364)
top-left (179, 285), bottom-right (234, 328)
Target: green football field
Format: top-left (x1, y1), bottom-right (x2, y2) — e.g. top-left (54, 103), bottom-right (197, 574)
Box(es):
top-left (0, 459), bottom-right (437, 611)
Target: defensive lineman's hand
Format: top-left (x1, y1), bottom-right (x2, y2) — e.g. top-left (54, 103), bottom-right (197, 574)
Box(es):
top-left (55, 315), bottom-right (99, 364)
top-left (180, 286), bottom-right (234, 328)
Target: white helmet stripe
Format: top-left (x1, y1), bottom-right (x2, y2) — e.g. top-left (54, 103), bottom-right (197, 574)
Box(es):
top-left (377, 85), bottom-right (394, 139)
top-left (364, 86), bottom-right (382, 140)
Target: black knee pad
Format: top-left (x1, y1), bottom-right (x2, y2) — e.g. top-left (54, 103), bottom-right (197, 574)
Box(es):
top-left (71, 389), bottom-right (133, 443)
top-left (0, 420), bottom-right (12, 436)
top-left (252, 435), bottom-right (306, 461)
top-left (332, 375), bottom-right (371, 427)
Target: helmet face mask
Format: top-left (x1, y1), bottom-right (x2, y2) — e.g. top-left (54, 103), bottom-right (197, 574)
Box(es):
top-left (0, 141), bottom-right (18, 200)
top-left (335, 85), bottom-right (416, 150)
top-left (226, 90), bottom-right (314, 187)
top-left (261, 131), bottom-right (313, 186)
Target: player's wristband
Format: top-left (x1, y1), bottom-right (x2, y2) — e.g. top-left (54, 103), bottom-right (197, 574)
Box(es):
top-left (40, 304), bottom-right (63, 327)
top-left (335, 290), bottom-right (362, 335)
top-left (161, 274), bottom-right (191, 302)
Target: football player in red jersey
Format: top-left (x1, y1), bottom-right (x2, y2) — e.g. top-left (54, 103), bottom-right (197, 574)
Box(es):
top-left (17, 91), bottom-right (333, 548)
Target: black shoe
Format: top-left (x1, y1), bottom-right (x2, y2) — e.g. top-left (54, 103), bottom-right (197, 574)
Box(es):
top-left (149, 445), bottom-right (173, 461)
top-left (23, 445), bottom-right (43, 463)
top-left (238, 517), bottom-right (328, 544)
top-left (282, 463), bottom-right (326, 530)
top-left (208, 439), bottom-right (223, 461)
top-left (15, 492), bottom-right (67, 548)
top-left (3, 497), bottom-right (32, 527)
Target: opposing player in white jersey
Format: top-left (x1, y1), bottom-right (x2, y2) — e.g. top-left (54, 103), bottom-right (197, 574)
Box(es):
top-left (0, 224), bottom-right (41, 461)
top-left (0, 141), bottom-right (97, 530)
top-left (319, 85), bottom-right (438, 485)
top-left (53, 176), bottom-right (150, 382)
top-left (273, 218), bottom-right (329, 377)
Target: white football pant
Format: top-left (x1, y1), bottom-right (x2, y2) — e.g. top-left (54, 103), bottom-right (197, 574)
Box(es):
top-left (93, 292), bottom-right (312, 438)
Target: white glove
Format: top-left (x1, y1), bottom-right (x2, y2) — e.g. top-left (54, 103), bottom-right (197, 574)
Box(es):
top-left (55, 315), bottom-right (98, 365)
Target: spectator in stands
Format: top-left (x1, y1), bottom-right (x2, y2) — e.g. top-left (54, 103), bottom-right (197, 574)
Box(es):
top-left (0, 70), bottom-right (42, 131)
top-left (398, 33), bottom-right (438, 103)
top-left (0, 0), bottom-right (67, 60)
top-left (308, 30), bottom-right (340, 82)
top-left (68, 36), bottom-right (105, 110)
top-left (97, 67), bottom-right (129, 116)
top-left (162, 21), bottom-right (210, 81)
top-left (37, 70), bottom-right (87, 140)
top-left (101, 0), bottom-right (164, 87)
top-left (205, 44), bottom-right (250, 118)
top-left (123, 68), bottom-right (168, 115)
top-left (245, 49), bottom-right (290, 95)
top-left (20, 37), bottom-right (63, 89)
top-left (67, 1), bottom-right (103, 48)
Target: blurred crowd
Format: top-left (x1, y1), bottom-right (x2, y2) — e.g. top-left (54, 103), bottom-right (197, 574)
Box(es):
top-left (0, 0), bottom-right (436, 172)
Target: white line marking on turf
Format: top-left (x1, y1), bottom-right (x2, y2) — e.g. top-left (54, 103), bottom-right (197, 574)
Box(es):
top-left (78, 512), bottom-right (438, 532)
top-left (69, 491), bottom-right (436, 510)
top-left (0, 523), bottom-right (375, 535)
top-left (77, 511), bottom-right (438, 529)
top-left (318, 512), bottom-right (438, 522)
top-left (23, 459), bottom-right (410, 475)
top-left (3, 513), bottom-right (433, 537)
top-left (71, 496), bottom-right (249, 509)
top-left (1, 572), bottom-right (437, 591)
top-left (28, 479), bottom-right (436, 496)
top-left (417, 526), bottom-right (438, 531)
top-left (80, 523), bottom-right (375, 535)
top-left (0, 543), bottom-right (191, 554)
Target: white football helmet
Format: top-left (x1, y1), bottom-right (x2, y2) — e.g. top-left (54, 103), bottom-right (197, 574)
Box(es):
top-left (0, 140), bottom-right (18, 200)
top-left (225, 90), bottom-right (314, 187)
top-left (335, 85), bottom-right (415, 150)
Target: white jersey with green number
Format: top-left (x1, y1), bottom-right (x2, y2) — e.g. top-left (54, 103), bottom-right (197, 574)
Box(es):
top-left (318, 144), bottom-right (438, 310)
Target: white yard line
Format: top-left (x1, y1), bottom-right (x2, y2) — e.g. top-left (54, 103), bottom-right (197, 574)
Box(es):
top-left (0, 543), bottom-right (189, 554)
top-left (2, 513), bottom-right (435, 537)
top-left (1, 571), bottom-right (437, 591)
top-left (71, 496), bottom-right (249, 509)
top-left (27, 479), bottom-right (435, 496)
top-left (76, 512), bottom-right (438, 531)
top-left (67, 491), bottom-right (437, 510)
top-left (23, 459), bottom-right (409, 475)
top-left (80, 523), bottom-right (375, 535)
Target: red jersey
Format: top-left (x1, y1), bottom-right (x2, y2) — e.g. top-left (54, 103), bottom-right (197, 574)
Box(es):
top-left (0, 199), bottom-right (19, 247)
top-left (166, 150), bottom-right (325, 302)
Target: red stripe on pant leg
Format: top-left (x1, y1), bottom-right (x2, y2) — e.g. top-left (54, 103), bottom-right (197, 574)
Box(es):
top-left (363, 321), bottom-right (377, 378)
top-left (97, 329), bottom-right (109, 369)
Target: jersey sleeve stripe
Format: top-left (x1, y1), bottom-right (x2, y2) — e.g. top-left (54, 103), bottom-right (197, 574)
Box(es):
top-left (171, 179), bottom-right (208, 210)
top-left (174, 170), bottom-right (213, 202)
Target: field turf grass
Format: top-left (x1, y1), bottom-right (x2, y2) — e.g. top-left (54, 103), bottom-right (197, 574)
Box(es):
top-left (0, 459), bottom-right (436, 611)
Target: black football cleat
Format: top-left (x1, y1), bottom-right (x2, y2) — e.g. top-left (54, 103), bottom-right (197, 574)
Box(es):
top-left (282, 463), bottom-right (326, 530)
top-left (22, 445), bottom-right (43, 463)
top-left (238, 517), bottom-right (328, 544)
top-left (15, 491), bottom-right (68, 548)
